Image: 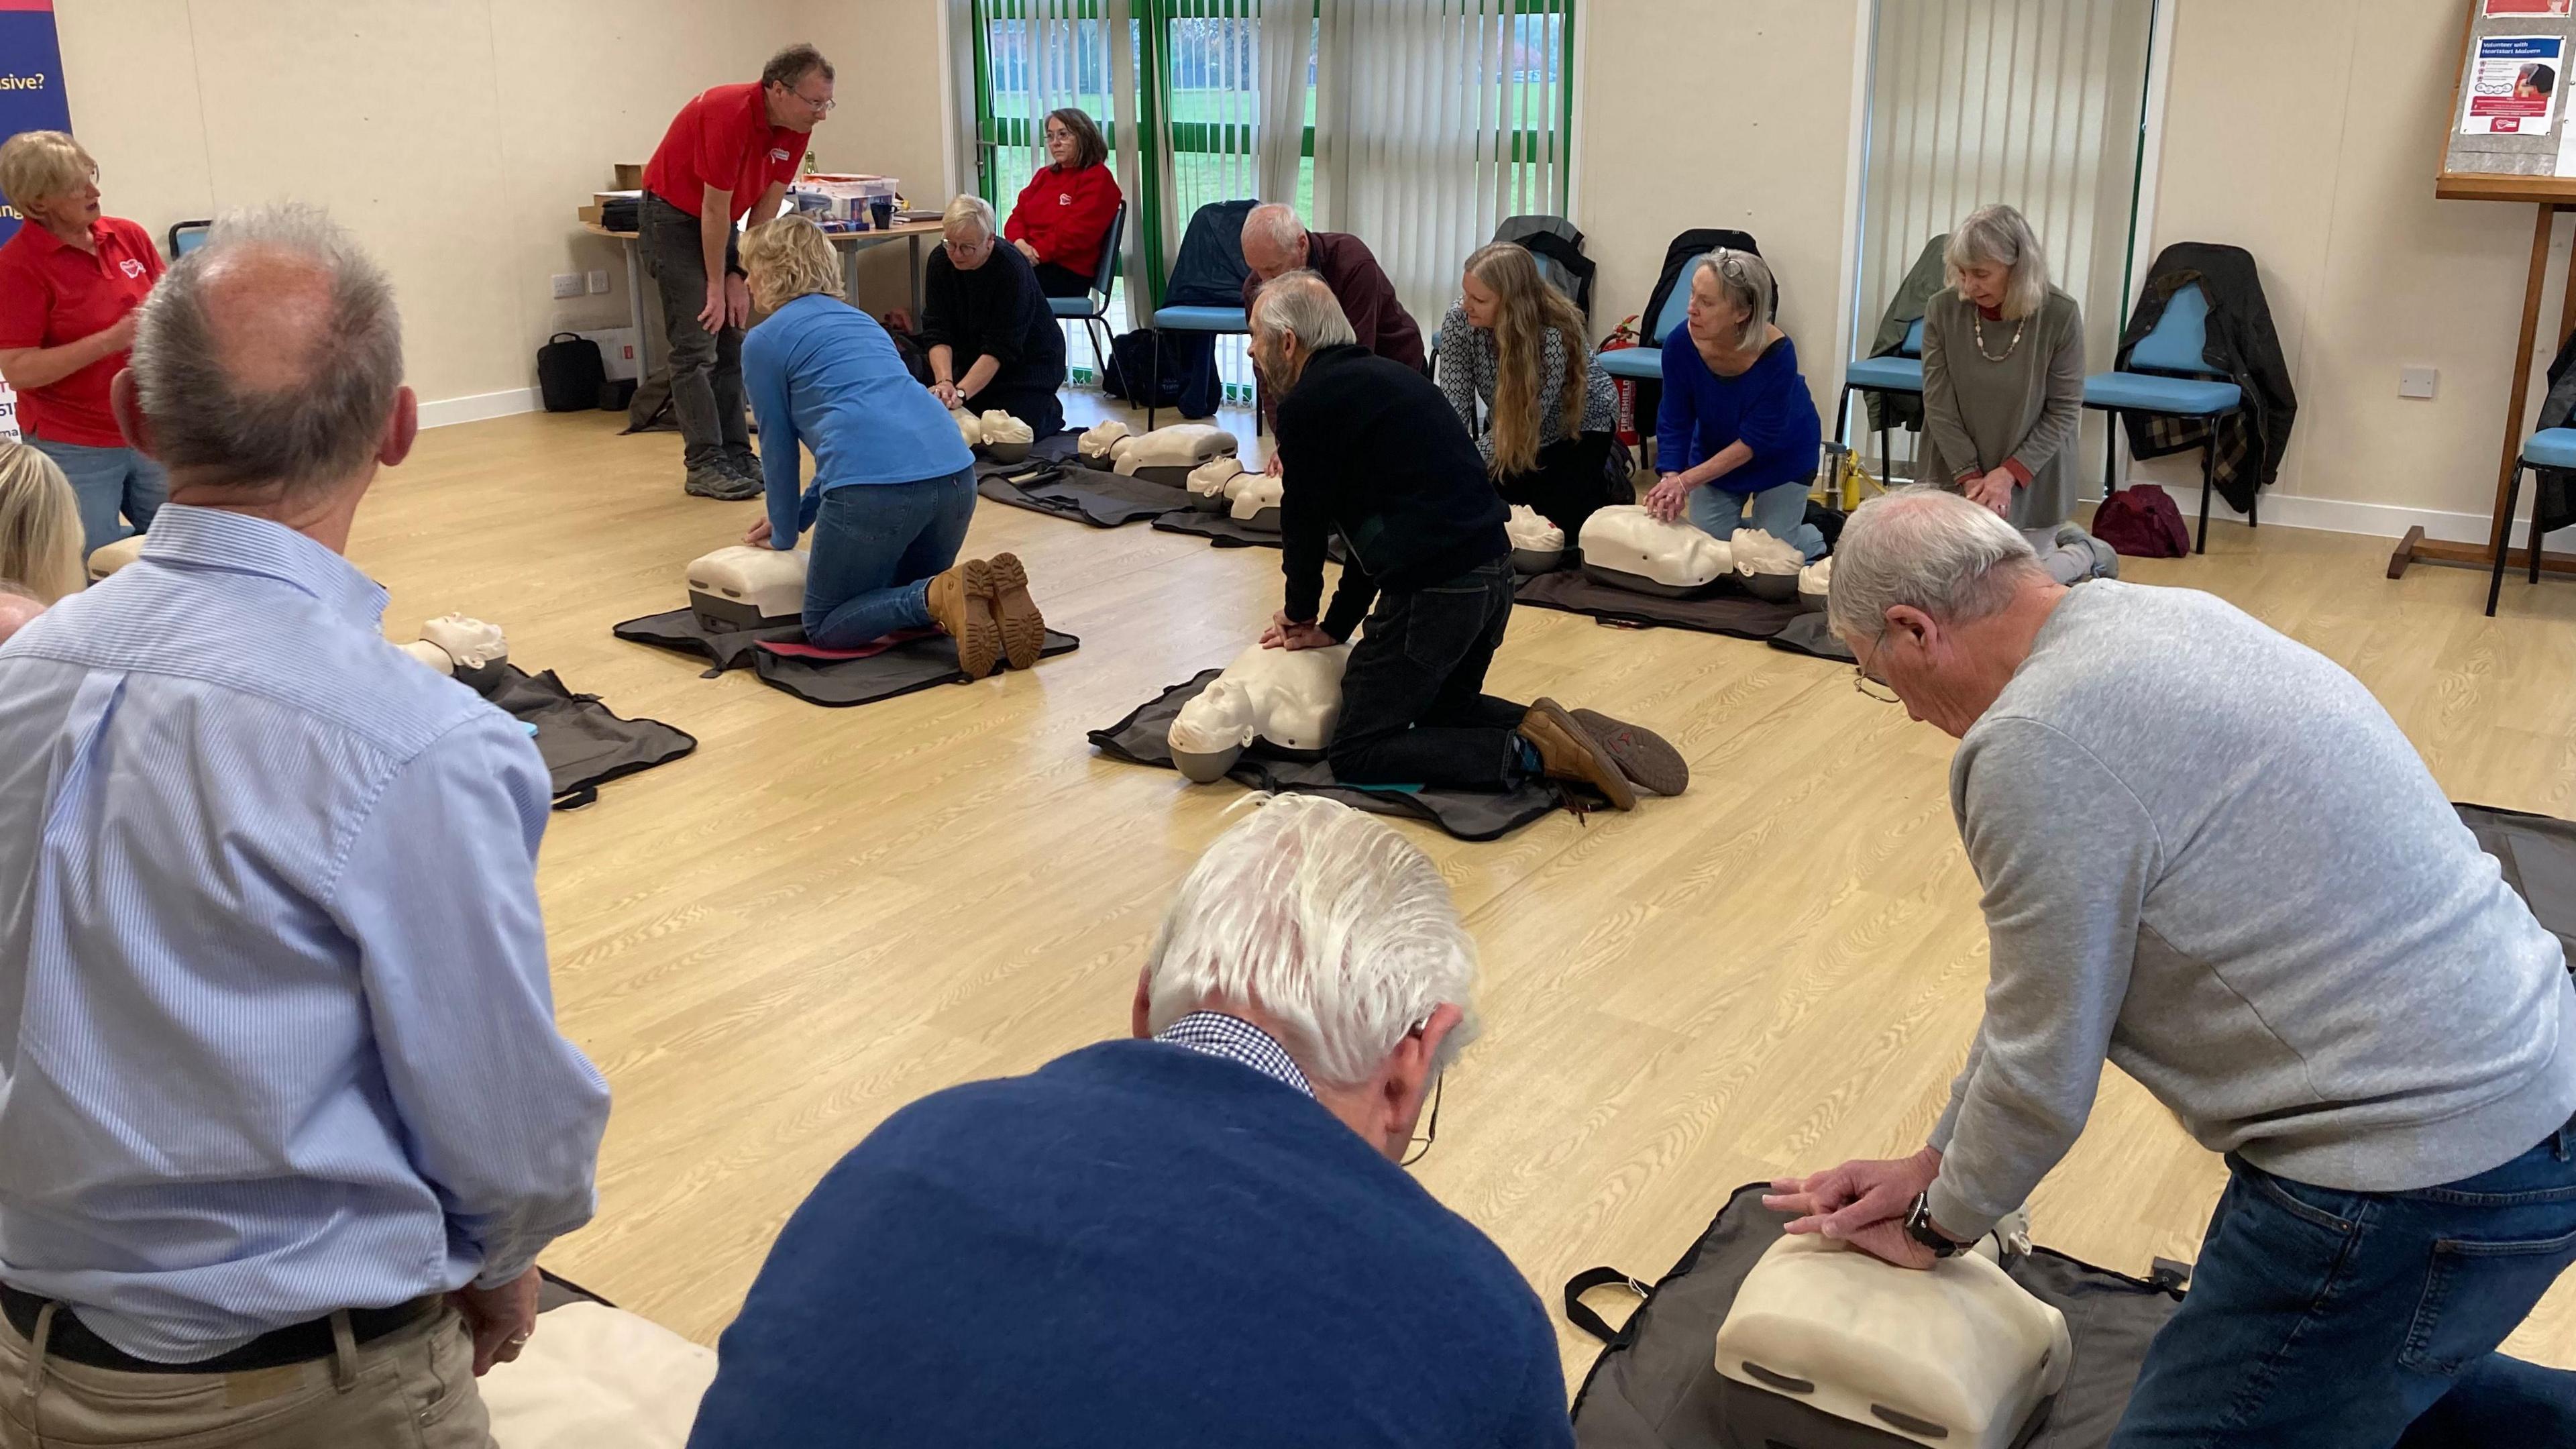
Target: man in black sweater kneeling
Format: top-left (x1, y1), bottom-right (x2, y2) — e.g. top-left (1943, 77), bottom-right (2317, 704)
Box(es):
top-left (1251, 270), bottom-right (1686, 809)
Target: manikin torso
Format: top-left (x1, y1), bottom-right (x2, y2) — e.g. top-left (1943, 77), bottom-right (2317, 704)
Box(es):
top-left (1580, 504), bottom-right (1733, 588)
top-left (1165, 639), bottom-right (1354, 781)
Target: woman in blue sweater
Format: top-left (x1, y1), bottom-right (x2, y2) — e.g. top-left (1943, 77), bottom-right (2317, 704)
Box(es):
top-left (738, 215), bottom-right (1042, 679)
top-left (1642, 250), bottom-right (1825, 559)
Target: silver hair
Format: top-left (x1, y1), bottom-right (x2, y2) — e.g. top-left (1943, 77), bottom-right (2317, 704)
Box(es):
top-left (1143, 794), bottom-right (1482, 1088)
top-left (129, 204), bottom-right (402, 500)
top-left (1826, 486), bottom-right (2045, 645)
top-left (1943, 205), bottom-right (2050, 321)
top-left (941, 193), bottom-right (996, 241)
top-left (1241, 202), bottom-right (1305, 260)
top-left (1691, 248), bottom-right (1772, 352)
top-left (1252, 270), bottom-right (1357, 352)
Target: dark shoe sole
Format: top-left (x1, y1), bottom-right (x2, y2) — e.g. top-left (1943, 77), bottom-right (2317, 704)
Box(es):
top-left (684, 472), bottom-right (760, 501)
top-left (1524, 698), bottom-right (1636, 811)
top-left (978, 552), bottom-right (1046, 670)
top-left (1570, 708), bottom-right (1689, 796)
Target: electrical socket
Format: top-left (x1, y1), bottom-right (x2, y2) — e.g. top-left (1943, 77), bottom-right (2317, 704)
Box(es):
top-left (587, 270), bottom-right (611, 294)
top-left (2399, 366), bottom-right (2438, 400)
top-left (549, 273), bottom-right (584, 300)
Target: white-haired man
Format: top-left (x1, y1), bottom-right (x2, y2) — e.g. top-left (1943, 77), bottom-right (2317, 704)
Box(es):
top-left (0, 207), bottom-right (608, 1446)
top-left (1238, 203), bottom-right (1423, 372)
top-left (1768, 488), bottom-right (2576, 1446)
top-left (688, 795), bottom-right (1574, 1448)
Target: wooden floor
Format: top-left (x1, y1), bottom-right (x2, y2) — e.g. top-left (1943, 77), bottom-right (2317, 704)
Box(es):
top-left (360, 395), bottom-right (2576, 1385)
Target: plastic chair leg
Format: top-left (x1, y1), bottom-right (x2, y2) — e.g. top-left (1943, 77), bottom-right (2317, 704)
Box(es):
top-left (1835, 384), bottom-right (1851, 448)
top-left (2196, 438), bottom-right (2214, 555)
top-left (1878, 414), bottom-right (1892, 488)
top-left (2489, 464), bottom-right (2526, 616)
top-left (2102, 411), bottom-right (2119, 497)
top-left (1147, 329), bottom-right (1161, 431)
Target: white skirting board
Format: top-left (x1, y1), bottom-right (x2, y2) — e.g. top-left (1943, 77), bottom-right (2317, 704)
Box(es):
top-left (2086, 485), bottom-right (2544, 551)
top-left (419, 387), bottom-right (539, 430)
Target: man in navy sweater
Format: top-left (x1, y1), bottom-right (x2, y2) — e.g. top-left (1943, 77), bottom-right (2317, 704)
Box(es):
top-left (686, 796), bottom-right (1575, 1448)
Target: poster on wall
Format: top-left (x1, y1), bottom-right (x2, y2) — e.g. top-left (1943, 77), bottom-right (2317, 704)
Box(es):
top-left (0, 0), bottom-right (71, 441)
top-left (2463, 35), bottom-right (2567, 136)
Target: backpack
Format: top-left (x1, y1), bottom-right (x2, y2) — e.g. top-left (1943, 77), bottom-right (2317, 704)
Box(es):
top-left (1102, 327), bottom-right (1188, 409)
top-left (537, 333), bottom-right (607, 413)
top-left (2090, 485), bottom-right (2192, 558)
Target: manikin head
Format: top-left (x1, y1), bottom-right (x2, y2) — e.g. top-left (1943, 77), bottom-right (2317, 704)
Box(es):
top-left (0, 130), bottom-right (102, 241)
top-left (761, 44), bottom-right (836, 133)
top-left (1240, 203), bottom-right (1311, 284)
top-left (1132, 795), bottom-right (1481, 1161)
top-left (1944, 204), bottom-right (2049, 320)
top-left (941, 194), bottom-right (998, 272)
top-left (0, 440), bottom-right (83, 604)
top-left (1249, 270), bottom-right (1356, 394)
top-left (113, 205), bottom-right (417, 554)
top-left (1686, 249), bottom-right (1772, 354)
top-left (1044, 107), bottom-right (1107, 171)
top-left (1827, 488), bottom-right (2067, 739)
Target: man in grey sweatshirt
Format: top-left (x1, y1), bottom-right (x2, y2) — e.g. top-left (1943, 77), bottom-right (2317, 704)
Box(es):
top-left (1766, 488), bottom-right (2576, 1446)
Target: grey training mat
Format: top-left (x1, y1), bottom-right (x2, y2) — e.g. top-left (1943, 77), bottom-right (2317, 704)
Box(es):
top-left (977, 462), bottom-right (1191, 527)
top-left (1568, 1183), bottom-right (2183, 1449)
top-left (613, 606), bottom-right (1080, 706)
top-left (969, 427), bottom-right (1083, 479)
top-left (2457, 801), bottom-right (2576, 961)
top-left (1516, 568), bottom-right (1808, 641)
top-left (1087, 669), bottom-right (1567, 842)
top-left (1152, 510), bottom-right (1287, 549)
top-left (474, 663), bottom-right (696, 809)
top-left (1766, 611), bottom-right (1854, 663)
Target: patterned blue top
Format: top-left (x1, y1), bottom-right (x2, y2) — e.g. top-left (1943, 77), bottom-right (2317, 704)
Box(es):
top-left (0, 506), bottom-right (610, 1362)
top-left (1155, 1012), bottom-right (1316, 1098)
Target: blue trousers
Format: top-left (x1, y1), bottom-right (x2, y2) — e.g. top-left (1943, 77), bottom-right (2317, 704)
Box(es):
top-left (2110, 1119), bottom-right (2576, 1447)
top-left (1686, 478), bottom-right (1823, 561)
top-left (31, 433), bottom-right (166, 555)
top-left (801, 468), bottom-right (977, 649)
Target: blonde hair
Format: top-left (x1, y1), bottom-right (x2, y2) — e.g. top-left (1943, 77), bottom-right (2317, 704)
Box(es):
top-left (741, 214), bottom-right (844, 313)
top-left (1463, 242), bottom-right (1591, 478)
top-left (0, 441), bottom-right (84, 603)
top-left (941, 194), bottom-right (996, 241)
top-left (0, 131), bottom-right (96, 217)
top-left (1944, 205), bottom-right (2050, 321)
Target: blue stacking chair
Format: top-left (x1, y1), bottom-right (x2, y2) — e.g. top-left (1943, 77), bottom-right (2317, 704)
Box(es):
top-left (1594, 276), bottom-right (1692, 467)
top-left (1837, 317), bottom-right (1925, 486)
top-left (1049, 199), bottom-right (1126, 387)
top-left (167, 220), bottom-right (212, 258)
top-left (2083, 281), bottom-right (2246, 555)
top-left (2488, 428), bottom-right (2576, 615)
top-left (1145, 300), bottom-right (1248, 431)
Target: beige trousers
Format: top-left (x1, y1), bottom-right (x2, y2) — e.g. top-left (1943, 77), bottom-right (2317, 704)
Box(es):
top-left (0, 1301), bottom-right (492, 1448)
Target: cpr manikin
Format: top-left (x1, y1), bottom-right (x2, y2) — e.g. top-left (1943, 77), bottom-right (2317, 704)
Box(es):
top-left (687, 545), bottom-right (810, 632)
top-left (1165, 639), bottom-right (1354, 783)
top-left (1731, 527), bottom-right (1806, 602)
top-left (397, 614), bottom-right (510, 690)
top-left (1579, 504), bottom-right (1733, 596)
top-left (86, 533), bottom-right (146, 582)
top-left (1505, 504), bottom-right (1565, 573)
top-left (1713, 1230), bottom-right (2070, 1449)
top-left (1077, 419), bottom-right (1130, 462)
top-left (977, 409), bottom-right (1034, 463)
top-left (1186, 456), bottom-right (1243, 511)
top-left (1228, 472), bottom-right (1284, 532)
top-left (1106, 423), bottom-right (1239, 484)
top-left (953, 409), bottom-right (983, 448)
top-left (1797, 554), bottom-right (1833, 612)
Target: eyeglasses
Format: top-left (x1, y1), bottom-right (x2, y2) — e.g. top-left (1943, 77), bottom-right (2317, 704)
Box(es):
top-left (1401, 1075), bottom-right (1444, 1167)
top-left (794, 90), bottom-right (835, 113)
top-left (1851, 635), bottom-right (1900, 705)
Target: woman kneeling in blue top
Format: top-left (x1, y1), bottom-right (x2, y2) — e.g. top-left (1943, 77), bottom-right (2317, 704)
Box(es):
top-left (738, 215), bottom-right (1039, 680)
top-left (1642, 250), bottom-right (1825, 559)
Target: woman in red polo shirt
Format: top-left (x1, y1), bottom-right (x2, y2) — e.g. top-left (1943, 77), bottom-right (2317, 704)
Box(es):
top-left (1003, 108), bottom-right (1122, 299)
top-left (0, 131), bottom-right (164, 554)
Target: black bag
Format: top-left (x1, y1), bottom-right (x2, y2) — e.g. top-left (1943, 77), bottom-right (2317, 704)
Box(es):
top-left (1103, 327), bottom-right (1188, 408)
top-left (537, 333), bottom-right (606, 413)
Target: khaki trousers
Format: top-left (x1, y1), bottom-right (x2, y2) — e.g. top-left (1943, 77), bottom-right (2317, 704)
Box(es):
top-left (0, 1301), bottom-right (492, 1448)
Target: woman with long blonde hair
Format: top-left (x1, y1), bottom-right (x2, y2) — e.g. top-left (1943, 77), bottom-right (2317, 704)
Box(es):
top-left (1434, 241), bottom-right (1618, 534)
top-left (0, 438), bottom-right (83, 598)
top-left (736, 214), bottom-right (1043, 679)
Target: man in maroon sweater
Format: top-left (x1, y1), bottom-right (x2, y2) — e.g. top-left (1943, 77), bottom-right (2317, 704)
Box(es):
top-left (1239, 204), bottom-right (1424, 372)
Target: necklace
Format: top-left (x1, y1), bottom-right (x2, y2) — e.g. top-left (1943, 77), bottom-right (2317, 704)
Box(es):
top-left (1971, 309), bottom-right (2028, 363)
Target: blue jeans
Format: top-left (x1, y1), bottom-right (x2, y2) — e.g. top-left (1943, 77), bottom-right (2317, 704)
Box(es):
top-left (1685, 478), bottom-right (1823, 561)
top-left (2111, 1120), bottom-right (2576, 1447)
top-left (30, 433), bottom-right (166, 554)
top-left (801, 468), bottom-right (977, 649)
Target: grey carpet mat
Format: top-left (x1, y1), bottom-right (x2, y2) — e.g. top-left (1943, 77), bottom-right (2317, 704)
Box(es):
top-left (1516, 568), bottom-right (1809, 641)
top-left (612, 607), bottom-right (1079, 707)
top-left (476, 663), bottom-right (696, 809)
top-left (2457, 802), bottom-right (2576, 961)
top-left (969, 428), bottom-right (1082, 480)
top-left (1568, 1183), bottom-right (2183, 1449)
top-left (1088, 668), bottom-right (1567, 842)
top-left (1764, 610), bottom-right (1853, 663)
top-left (1150, 511), bottom-right (1350, 563)
top-left (977, 462), bottom-right (1191, 527)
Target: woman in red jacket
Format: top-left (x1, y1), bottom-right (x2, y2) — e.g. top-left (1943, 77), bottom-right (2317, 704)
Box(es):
top-left (1004, 108), bottom-right (1122, 299)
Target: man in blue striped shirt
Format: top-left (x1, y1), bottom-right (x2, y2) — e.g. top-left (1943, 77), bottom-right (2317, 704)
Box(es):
top-left (0, 207), bottom-right (608, 1448)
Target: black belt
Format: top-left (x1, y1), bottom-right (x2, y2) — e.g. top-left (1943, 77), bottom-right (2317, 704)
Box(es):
top-left (0, 1283), bottom-right (439, 1375)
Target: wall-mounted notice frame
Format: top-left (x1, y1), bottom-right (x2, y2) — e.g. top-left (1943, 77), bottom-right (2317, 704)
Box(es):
top-left (2443, 0), bottom-right (2576, 199)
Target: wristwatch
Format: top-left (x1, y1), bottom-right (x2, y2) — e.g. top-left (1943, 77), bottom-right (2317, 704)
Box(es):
top-left (1902, 1191), bottom-right (1966, 1258)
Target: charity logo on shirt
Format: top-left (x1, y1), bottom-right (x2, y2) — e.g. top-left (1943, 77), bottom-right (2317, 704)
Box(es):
top-left (120, 258), bottom-right (146, 278)
top-left (1059, 192), bottom-right (1073, 206)
top-left (770, 148), bottom-right (790, 162)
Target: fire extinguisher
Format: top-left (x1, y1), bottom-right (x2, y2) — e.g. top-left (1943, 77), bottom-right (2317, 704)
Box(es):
top-left (1598, 313), bottom-right (1642, 448)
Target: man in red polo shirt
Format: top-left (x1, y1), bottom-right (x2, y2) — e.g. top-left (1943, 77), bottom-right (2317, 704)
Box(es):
top-left (641, 42), bottom-right (835, 500)
top-left (0, 131), bottom-right (166, 553)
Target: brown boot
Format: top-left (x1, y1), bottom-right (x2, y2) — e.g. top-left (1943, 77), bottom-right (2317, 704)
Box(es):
top-left (976, 551), bottom-right (1046, 670)
top-left (926, 561), bottom-right (1002, 679)
top-left (1570, 708), bottom-right (1689, 796)
top-left (1516, 698), bottom-right (1637, 810)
